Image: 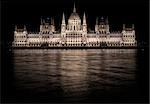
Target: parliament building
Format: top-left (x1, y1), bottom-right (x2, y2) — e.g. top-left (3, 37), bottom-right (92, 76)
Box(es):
top-left (12, 3), bottom-right (137, 48)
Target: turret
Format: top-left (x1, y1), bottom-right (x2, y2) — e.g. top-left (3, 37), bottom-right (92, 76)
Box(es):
top-left (23, 25), bottom-right (27, 31)
top-left (43, 19), bottom-right (45, 24)
top-left (13, 25), bottom-right (27, 47)
top-left (62, 12), bottom-right (66, 25)
top-left (83, 12), bottom-right (87, 25)
top-left (106, 16), bottom-right (108, 24)
top-left (100, 16), bottom-right (104, 22)
top-left (98, 16), bottom-right (108, 34)
top-left (61, 12), bottom-right (66, 36)
top-left (51, 17), bottom-right (55, 25)
top-left (73, 2), bottom-right (76, 13)
top-left (132, 24), bottom-right (134, 30)
top-left (95, 17), bottom-right (99, 33)
top-left (23, 25), bottom-right (27, 34)
top-left (106, 16), bottom-right (110, 34)
top-left (96, 17), bottom-right (98, 25)
top-left (51, 17), bottom-right (55, 32)
top-left (15, 25), bottom-right (17, 31)
top-left (122, 24), bottom-right (136, 45)
top-left (123, 24), bottom-right (125, 30)
top-left (41, 17), bottom-right (43, 24)
top-left (82, 12), bottom-right (87, 36)
top-left (40, 17), bottom-right (51, 34)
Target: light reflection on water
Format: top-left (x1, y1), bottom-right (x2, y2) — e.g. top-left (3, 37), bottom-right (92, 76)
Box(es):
top-left (12, 49), bottom-right (138, 102)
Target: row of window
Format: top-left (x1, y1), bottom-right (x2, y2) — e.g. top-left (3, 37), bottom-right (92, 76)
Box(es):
top-left (14, 43), bottom-right (136, 47)
top-left (15, 36), bottom-right (128, 39)
top-left (14, 41), bottom-right (26, 42)
top-left (87, 43), bottom-right (136, 46)
top-left (124, 40), bottom-right (135, 42)
top-left (97, 36), bottom-right (107, 38)
top-left (66, 38), bottom-right (82, 40)
top-left (66, 33), bottom-right (82, 35)
top-left (123, 35), bottom-right (135, 37)
top-left (66, 25), bottom-right (83, 31)
top-left (109, 36), bottom-right (122, 38)
top-left (14, 40), bottom-right (135, 43)
top-left (15, 44), bottom-right (27, 46)
top-left (66, 36), bottom-right (82, 38)
top-left (66, 34), bottom-right (83, 37)
top-left (28, 36), bottom-right (40, 38)
top-left (66, 40), bottom-right (82, 42)
top-left (63, 44), bottom-right (85, 46)
top-left (15, 35), bottom-right (134, 39)
top-left (98, 31), bottom-right (107, 34)
top-left (41, 31), bottom-right (52, 34)
top-left (15, 36), bottom-right (53, 38)
top-left (14, 36), bottom-right (26, 38)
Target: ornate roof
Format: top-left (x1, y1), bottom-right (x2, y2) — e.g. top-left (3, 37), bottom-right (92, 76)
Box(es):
top-left (69, 2), bottom-right (80, 20)
top-left (69, 12), bottom-right (80, 20)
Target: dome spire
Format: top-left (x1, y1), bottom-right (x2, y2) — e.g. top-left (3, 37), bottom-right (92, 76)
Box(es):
top-left (62, 12), bottom-right (65, 24)
top-left (123, 24), bottom-right (125, 30)
top-left (132, 24), bottom-right (134, 30)
top-left (73, 2), bottom-right (76, 13)
top-left (24, 25), bottom-right (26, 31)
top-left (101, 16), bottom-right (104, 20)
top-left (15, 25), bottom-right (17, 31)
top-left (51, 17), bottom-right (54, 25)
top-left (83, 12), bottom-right (86, 25)
top-left (41, 17), bottom-right (43, 24)
top-left (96, 17), bottom-right (98, 25)
top-left (106, 16), bottom-right (109, 24)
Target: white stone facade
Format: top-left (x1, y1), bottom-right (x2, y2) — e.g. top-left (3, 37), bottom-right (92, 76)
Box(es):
top-left (12, 4), bottom-right (137, 48)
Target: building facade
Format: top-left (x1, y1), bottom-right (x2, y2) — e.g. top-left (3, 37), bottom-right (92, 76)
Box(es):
top-left (12, 4), bottom-right (137, 48)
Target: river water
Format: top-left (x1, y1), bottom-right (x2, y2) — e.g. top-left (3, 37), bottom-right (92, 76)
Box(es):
top-left (3, 49), bottom-right (149, 103)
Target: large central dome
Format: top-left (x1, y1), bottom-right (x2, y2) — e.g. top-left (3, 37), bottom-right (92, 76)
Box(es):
top-left (69, 3), bottom-right (80, 20)
top-left (69, 12), bottom-right (80, 20)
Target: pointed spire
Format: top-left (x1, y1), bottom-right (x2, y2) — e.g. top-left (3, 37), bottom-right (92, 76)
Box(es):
top-left (96, 17), bottom-right (98, 25)
top-left (51, 17), bottom-right (54, 25)
top-left (47, 17), bottom-right (50, 24)
top-left (62, 12), bottom-right (65, 24)
top-left (100, 16), bottom-right (104, 24)
top-left (106, 16), bottom-right (108, 24)
top-left (73, 2), bottom-right (76, 13)
top-left (52, 17), bottom-right (54, 25)
top-left (51, 17), bottom-right (52, 25)
top-left (132, 24), bottom-right (134, 30)
top-left (123, 24), bottom-right (125, 30)
top-left (43, 19), bottom-right (45, 24)
top-left (24, 25), bottom-right (26, 31)
top-left (83, 12), bottom-right (86, 25)
top-left (41, 17), bottom-right (43, 24)
top-left (15, 25), bottom-right (17, 31)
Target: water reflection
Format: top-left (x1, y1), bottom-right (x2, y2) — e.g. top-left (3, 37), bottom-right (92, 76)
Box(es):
top-left (59, 50), bottom-right (88, 100)
top-left (12, 49), bottom-right (138, 102)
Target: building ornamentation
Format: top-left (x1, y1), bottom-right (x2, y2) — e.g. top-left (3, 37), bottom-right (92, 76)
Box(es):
top-left (12, 3), bottom-right (137, 48)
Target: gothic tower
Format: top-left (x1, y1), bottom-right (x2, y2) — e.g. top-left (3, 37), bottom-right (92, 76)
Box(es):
top-left (95, 17), bottom-right (99, 33)
top-left (106, 16), bottom-right (110, 34)
top-left (82, 12), bottom-right (87, 37)
top-left (61, 12), bottom-right (66, 37)
top-left (40, 17), bottom-right (51, 34)
top-left (98, 16), bottom-right (109, 34)
top-left (51, 17), bottom-right (55, 33)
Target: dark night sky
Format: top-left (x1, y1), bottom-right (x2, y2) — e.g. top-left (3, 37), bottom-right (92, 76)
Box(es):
top-left (1, 0), bottom-right (149, 44)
